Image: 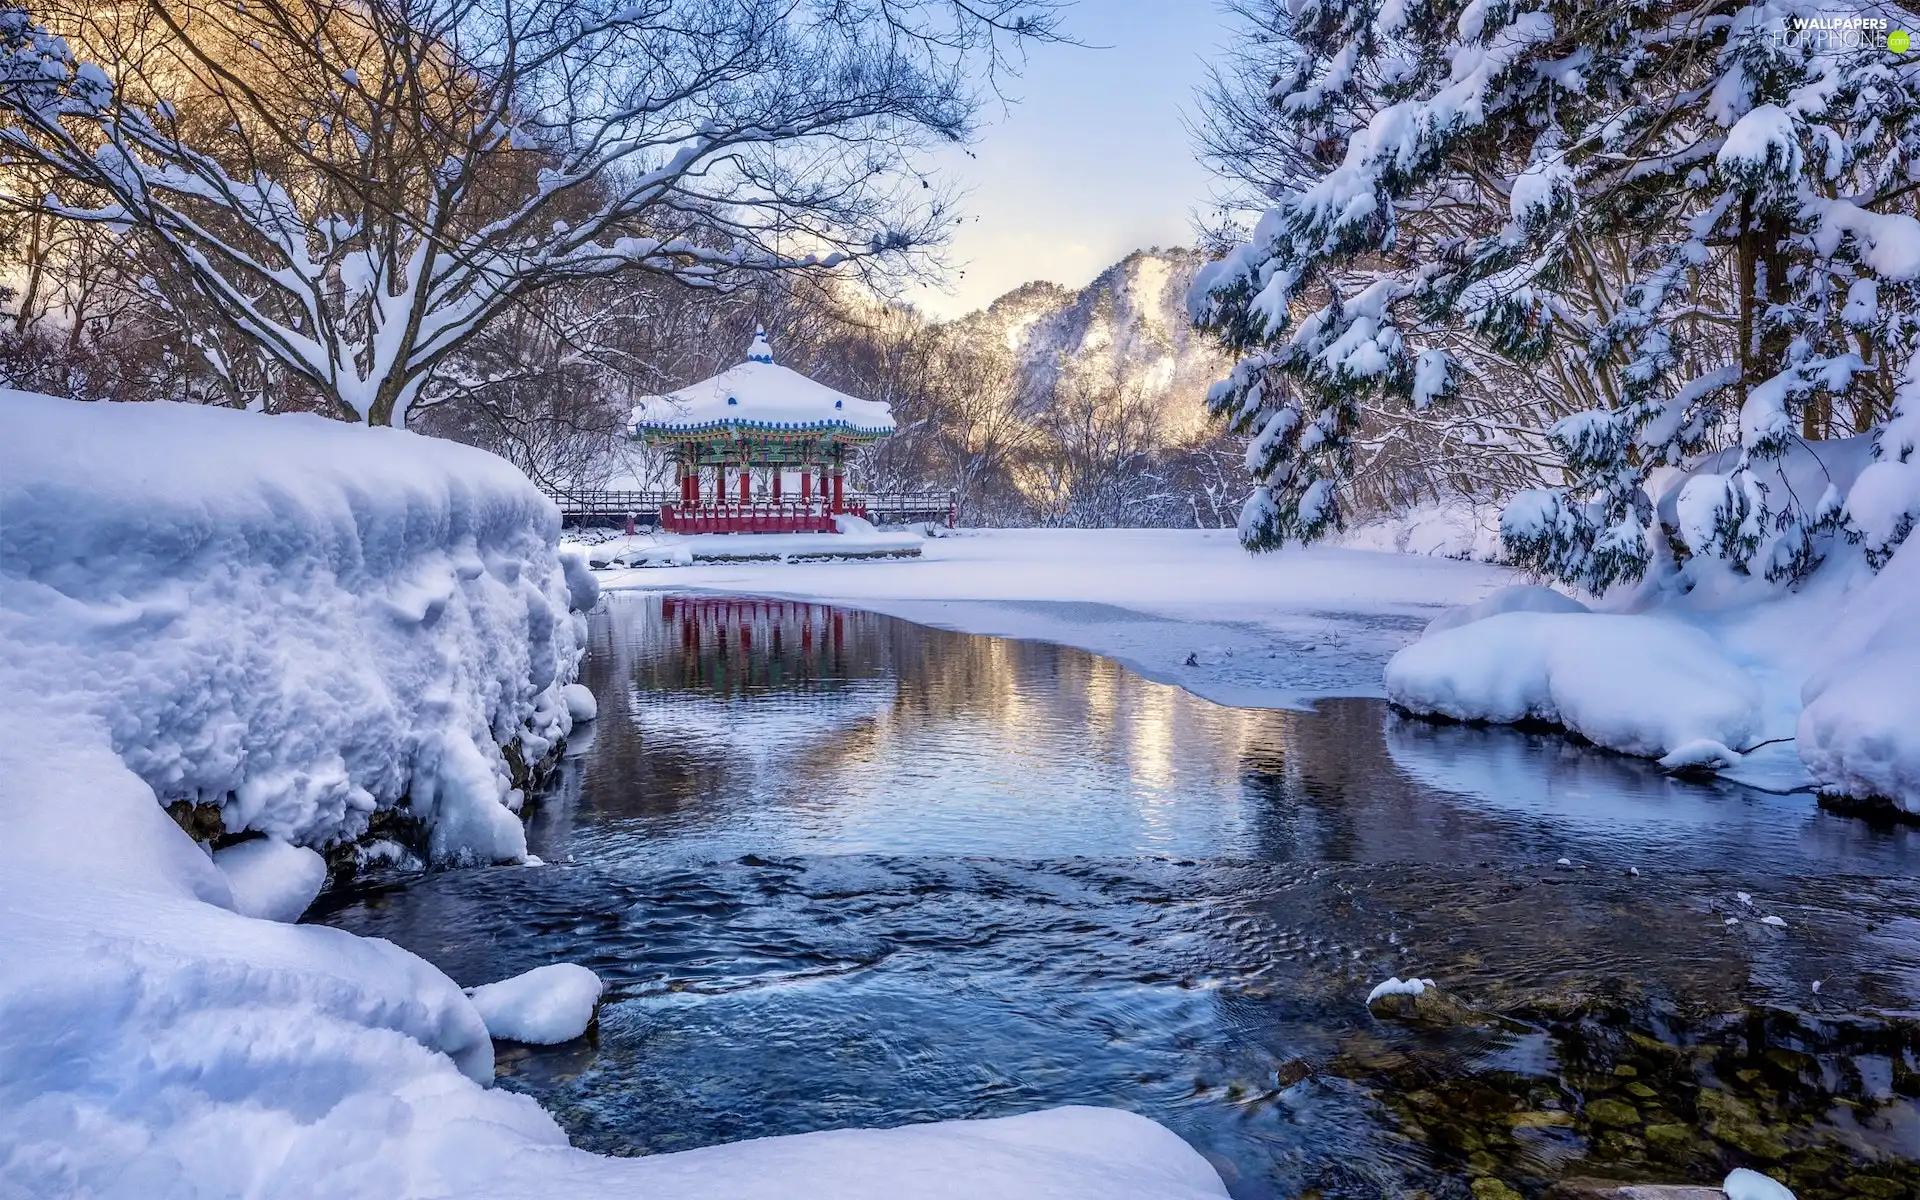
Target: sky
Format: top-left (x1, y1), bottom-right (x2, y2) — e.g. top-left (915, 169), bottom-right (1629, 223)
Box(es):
top-left (902, 0), bottom-right (1234, 320)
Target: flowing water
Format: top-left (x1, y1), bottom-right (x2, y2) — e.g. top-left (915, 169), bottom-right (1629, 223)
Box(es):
top-left (319, 593), bottom-right (1920, 1198)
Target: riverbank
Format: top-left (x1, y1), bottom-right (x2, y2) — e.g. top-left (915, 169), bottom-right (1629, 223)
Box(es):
top-left (590, 527), bottom-right (1519, 709)
top-left (0, 393), bottom-right (1226, 1200)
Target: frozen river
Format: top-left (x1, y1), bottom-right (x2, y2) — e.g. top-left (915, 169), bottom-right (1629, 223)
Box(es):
top-left (320, 593), bottom-right (1920, 1198)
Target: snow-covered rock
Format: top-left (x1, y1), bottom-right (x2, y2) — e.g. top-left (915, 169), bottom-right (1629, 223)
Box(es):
top-left (1722, 1167), bottom-right (1796, 1200)
top-left (1657, 738), bottom-right (1743, 775)
top-left (562, 683), bottom-right (599, 722)
top-left (1386, 612), bottom-right (1763, 760)
top-left (213, 836), bottom-right (329, 922)
top-left (1420, 583), bottom-right (1589, 639)
top-left (1798, 536), bottom-right (1920, 814)
top-left (469, 963), bottom-right (605, 1044)
top-left (1364, 976), bottom-right (1435, 1005)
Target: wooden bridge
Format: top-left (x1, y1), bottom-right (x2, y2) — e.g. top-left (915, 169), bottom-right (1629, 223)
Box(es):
top-left (543, 488), bottom-right (956, 530)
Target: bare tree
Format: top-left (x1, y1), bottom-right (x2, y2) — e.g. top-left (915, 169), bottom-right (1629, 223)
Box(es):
top-left (0, 0), bottom-right (1062, 425)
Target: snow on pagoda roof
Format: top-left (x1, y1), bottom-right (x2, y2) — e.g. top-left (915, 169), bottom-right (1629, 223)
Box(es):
top-left (629, 328), bottom-right (896, 439)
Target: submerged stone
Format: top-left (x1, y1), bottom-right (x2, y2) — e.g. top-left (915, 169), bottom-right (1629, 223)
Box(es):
top-left (1471, 1178), bottom-right (1524, 1200)
top-left (1587, 1097), bottom-right (1641, 1127)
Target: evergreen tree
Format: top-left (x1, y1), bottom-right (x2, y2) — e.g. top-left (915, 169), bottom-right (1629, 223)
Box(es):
top-left (1192, 0), bottom-right (1920, 590)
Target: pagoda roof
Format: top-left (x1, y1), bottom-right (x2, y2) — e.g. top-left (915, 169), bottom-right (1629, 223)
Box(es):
top-left (629, 328), bottom-right (895, 440)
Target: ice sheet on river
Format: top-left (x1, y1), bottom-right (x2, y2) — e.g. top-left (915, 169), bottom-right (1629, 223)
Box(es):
top-left (590, 528), bottom-right (1517, 710)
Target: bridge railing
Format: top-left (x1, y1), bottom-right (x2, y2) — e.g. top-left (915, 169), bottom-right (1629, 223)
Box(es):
top-left (544, 489), bottom-right (956, 529)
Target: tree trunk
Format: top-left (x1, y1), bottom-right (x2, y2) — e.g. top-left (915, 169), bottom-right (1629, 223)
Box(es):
top-left (1738, 201), bottom-right (1803, 436)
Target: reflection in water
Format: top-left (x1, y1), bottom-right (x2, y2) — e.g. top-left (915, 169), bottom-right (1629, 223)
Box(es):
top-left (324, 594), bottom-right (1920, 1199)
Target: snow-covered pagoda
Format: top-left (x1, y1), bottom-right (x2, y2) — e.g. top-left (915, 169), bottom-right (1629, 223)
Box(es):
top-left (628, 328), bottom-right (895, 534)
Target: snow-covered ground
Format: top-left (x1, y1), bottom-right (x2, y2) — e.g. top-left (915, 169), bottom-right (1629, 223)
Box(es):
top-left (587, 527), bottom-right (1519, 709)
top-left (585, 514), bottom-right (923, 565)
top-left (1334, 498), bottom-right (1505, 561)
top-left (0, 393), bottom-right (1225, 1200)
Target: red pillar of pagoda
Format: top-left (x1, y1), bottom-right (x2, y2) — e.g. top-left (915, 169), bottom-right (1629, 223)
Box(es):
top-left (800, 468), bottom-right (812, 503)
top-left (771, 470), bottom-right (782, 502)
top-left (739, 466), bottom-right (751, 504)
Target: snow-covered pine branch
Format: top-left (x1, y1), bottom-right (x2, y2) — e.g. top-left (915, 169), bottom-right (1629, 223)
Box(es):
top-left (0, 0), bottom-right (1061, 425)
top-left (1191, 0), bottom-right (1920, 592)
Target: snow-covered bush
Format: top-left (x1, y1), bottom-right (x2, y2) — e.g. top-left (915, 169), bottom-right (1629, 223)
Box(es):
top-left (0, 390), bottom-right (587, 863)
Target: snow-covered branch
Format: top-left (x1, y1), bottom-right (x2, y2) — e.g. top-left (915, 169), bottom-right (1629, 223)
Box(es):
top-left (0, 0), bottom-right (1059, 424)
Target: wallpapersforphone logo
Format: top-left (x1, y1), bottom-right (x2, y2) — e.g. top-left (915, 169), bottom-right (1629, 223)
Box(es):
top-left (1768, 13), bottom-right (1911, 53)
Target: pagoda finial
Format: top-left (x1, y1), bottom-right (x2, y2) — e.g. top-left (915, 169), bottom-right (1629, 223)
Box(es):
top-left (746, 325), bottom-right (774, 364)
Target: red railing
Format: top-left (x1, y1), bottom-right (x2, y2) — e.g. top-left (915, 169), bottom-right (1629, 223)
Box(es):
top-left (548, 489), bottom-right (955, 530)
top-left (660, 503), bottom-right (844, 534)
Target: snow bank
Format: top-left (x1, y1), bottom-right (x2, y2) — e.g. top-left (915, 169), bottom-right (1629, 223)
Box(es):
top-left (469, 964), bottom-right (604, 1044)
top-left (1386, 612), bottom-right (1763, 760)
top-left (0, 390), bottom-right (584, 862)
top-left (0, 394), bottom-right (1223, 1199)
top-left (1798, 537), bottom-right (1920, 813)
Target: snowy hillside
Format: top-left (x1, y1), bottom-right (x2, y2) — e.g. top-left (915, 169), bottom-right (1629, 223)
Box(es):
top-left (949, 248), bottom-right (1229, 441)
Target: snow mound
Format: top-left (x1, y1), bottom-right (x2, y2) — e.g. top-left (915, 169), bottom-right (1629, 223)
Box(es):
top-left (1421, 584), bottom-right (1589, 639)
top-left (1723, 1167), bottom-right (1796, 1200)
top-left (0, 390), bottom-right (586, 861)
top-left (213, 837), bottom-right (329, 922)
top-left (1798, 537), bottom-right (1920, 813)
top-left (563, 683), bottom-right (599, 722)
top-left (468, 963), bottom-right (605, 1044)
top-left (1386, 612), bottom-right (1762, 760)
top-left (1658, 738), bottom-right (1744, 774)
